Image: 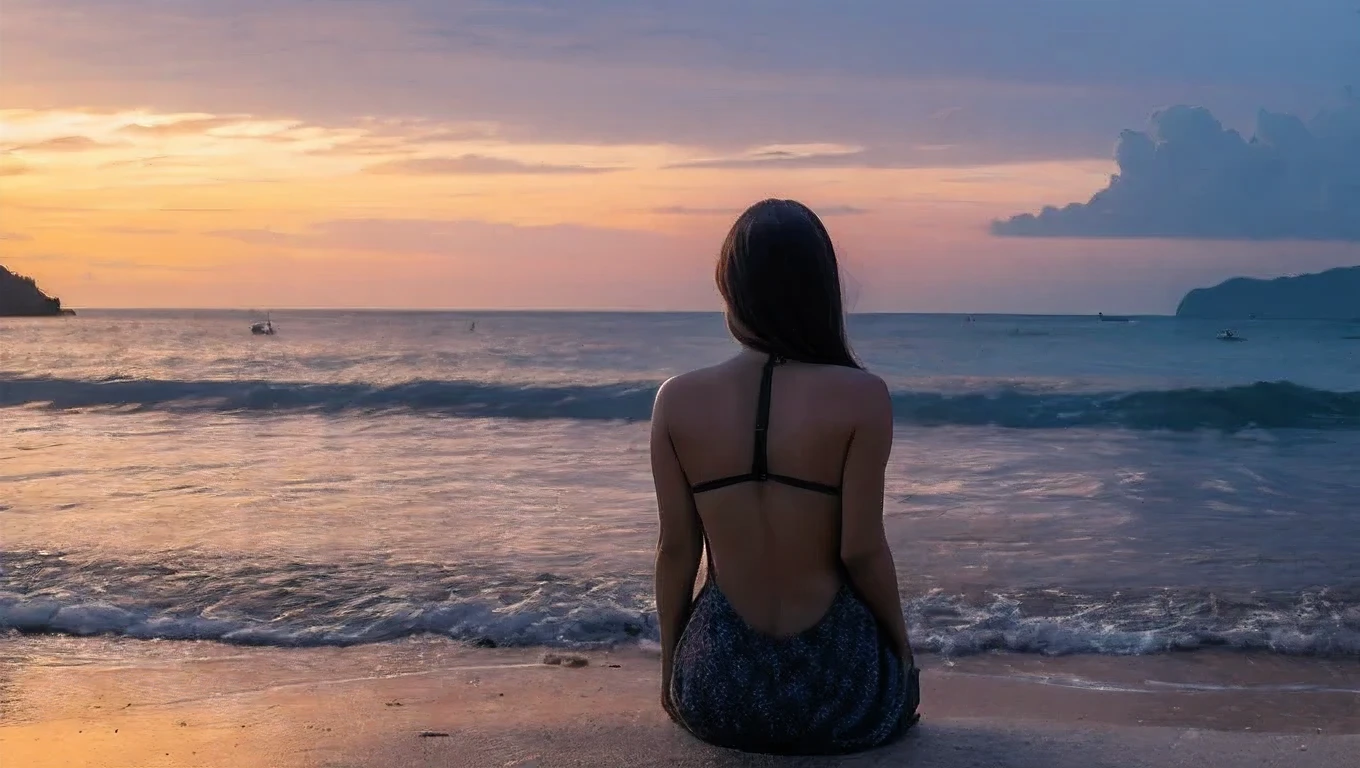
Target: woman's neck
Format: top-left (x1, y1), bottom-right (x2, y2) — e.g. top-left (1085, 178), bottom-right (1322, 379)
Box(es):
top-left (735, 344), bottom-right (772, 363)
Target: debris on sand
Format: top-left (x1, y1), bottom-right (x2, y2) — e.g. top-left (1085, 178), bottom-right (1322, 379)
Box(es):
top-left (541, 653), bottom-right (588, 668)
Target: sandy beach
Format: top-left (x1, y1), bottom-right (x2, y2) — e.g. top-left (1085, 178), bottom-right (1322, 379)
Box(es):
top-left (1, 637), bottom-right (1355, 767)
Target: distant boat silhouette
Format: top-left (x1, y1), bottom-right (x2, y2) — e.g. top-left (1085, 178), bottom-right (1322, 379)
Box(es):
top-left (1098, 312), bottom-right (1131, 323)
top-left (1216, 329), bottom-right (1246, 342)
top-left (251, 312), bottom-right (276, 336)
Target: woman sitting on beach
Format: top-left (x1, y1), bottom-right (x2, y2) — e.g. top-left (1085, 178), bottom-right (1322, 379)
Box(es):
top-left (650, 199), bottom-right (920, 755)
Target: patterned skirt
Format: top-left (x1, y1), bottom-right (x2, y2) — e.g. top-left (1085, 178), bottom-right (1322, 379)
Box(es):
top-left (668, 581), bottom-right (919, 755)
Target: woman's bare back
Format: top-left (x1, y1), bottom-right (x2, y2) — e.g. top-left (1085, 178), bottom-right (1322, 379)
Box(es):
top-left (651, 199), bottom-right (916, 754)
top-left (660, 350), bottom-right (885, 636)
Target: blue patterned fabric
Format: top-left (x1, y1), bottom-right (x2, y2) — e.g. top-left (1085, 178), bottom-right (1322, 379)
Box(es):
top-left (668, 579), bottom-right (917, 755)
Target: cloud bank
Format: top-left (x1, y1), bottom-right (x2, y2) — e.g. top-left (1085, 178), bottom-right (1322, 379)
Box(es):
top-left (10, 136), bottom-right (109, 152)
top-left (10, 0), bottom-right (1355, 165)
top-left (119, 117), bottom-right (248, 135)
top-left (364, 154), bottom-right (622, 175)
top-left (206, 218), bottom-right (680, 259)
top-left (653, 205), bottom-right (868, 217)
top-left (993, 98), bottom-right (1360, 241)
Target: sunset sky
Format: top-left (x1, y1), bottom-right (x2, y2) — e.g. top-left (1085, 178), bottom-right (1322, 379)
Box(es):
top-left (2, 0), bottom-right (1358, 312)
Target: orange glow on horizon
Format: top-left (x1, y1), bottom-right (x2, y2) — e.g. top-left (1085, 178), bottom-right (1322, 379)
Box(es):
top-left (1, 107), bottom-right (1119, 310)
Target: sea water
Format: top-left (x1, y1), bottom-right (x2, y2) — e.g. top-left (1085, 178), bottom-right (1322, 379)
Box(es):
top-left (2, 310), bottom-right (1358, 656)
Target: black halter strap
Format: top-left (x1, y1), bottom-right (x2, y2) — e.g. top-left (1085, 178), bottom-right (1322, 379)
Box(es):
top-left (689, 355), bottom-right (841, 497)
top-left (750, 354), bottom-right (779, 481)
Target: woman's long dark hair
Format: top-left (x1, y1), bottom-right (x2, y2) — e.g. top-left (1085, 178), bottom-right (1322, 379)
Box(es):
top-left (716, 199), bottom-right (862, 368)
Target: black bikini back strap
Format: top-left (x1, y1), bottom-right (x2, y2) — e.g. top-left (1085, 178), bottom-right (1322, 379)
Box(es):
top-left (688, 354), bottom-right (840, 496)
top-left (751, 354), bottom-right (781, 480)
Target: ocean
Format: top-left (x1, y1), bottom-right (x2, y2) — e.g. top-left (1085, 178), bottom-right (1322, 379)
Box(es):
top-left (2, 310), bottom-right (1358, 658)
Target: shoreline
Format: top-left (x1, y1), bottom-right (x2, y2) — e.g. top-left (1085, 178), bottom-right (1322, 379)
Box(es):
top-left (1, 637), bottom-right (1356, 767)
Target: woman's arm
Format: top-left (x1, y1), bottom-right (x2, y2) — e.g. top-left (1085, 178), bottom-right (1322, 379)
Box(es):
top-left (650, 380), bottom-right (704, 712)
top-left (838, 375), bottom-right (914, 665)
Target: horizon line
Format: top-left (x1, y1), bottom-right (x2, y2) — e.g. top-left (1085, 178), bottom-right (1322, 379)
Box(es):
top-left (56, 307), bottom-right (1175, 317)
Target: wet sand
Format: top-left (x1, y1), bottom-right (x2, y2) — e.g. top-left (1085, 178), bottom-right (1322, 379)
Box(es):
top-left (1, 637), bottom-right (1356, 767)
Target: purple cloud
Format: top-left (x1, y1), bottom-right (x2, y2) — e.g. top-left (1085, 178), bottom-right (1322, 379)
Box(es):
top-left (993, 98), bottom-right (1360, 241)
top-left (11, 0), bottom-right (1354, 165)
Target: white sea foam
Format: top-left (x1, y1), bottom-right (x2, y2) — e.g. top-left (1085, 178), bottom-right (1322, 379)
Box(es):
top-left (3, 556), bottom-right (1356, 656)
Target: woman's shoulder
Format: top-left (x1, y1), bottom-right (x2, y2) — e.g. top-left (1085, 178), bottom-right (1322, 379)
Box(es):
top-left (653, 363), bottom-right (727, 408)
top-left (655, 361), bottom-right (888, 416)
top-left (807, 365), bottom-right (892, 420)
top-left (778, 361), bottom-right (889, 401)
top-left (815, 363), bottom-right (887, 392)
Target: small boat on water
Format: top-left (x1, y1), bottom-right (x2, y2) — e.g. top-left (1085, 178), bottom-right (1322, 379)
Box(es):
top-left (1098, 312), bottom-right (1131, 323)
top-left (1216, 329), bottom-right (1246, 342)
top-left (251, 312), bottom-right (276, 336)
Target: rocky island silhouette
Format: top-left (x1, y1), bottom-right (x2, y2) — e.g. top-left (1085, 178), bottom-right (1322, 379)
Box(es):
top-left (0, 265), bottom-right (73, 316)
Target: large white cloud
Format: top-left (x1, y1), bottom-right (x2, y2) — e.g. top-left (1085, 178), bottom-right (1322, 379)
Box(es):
top-left (993, 98), bottom-right (1360, 241)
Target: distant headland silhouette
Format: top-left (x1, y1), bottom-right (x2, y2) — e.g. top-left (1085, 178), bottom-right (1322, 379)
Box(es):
top-left (0, 265), bottom-right (72, 316)
top-left (1176, 265), bottom-right (1360, 320)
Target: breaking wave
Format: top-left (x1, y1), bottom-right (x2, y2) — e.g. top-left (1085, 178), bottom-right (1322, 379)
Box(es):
top-left (3, 375), bottom-right (1359, 431)
top-left (2, 550), bottom-right (1357, 657)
